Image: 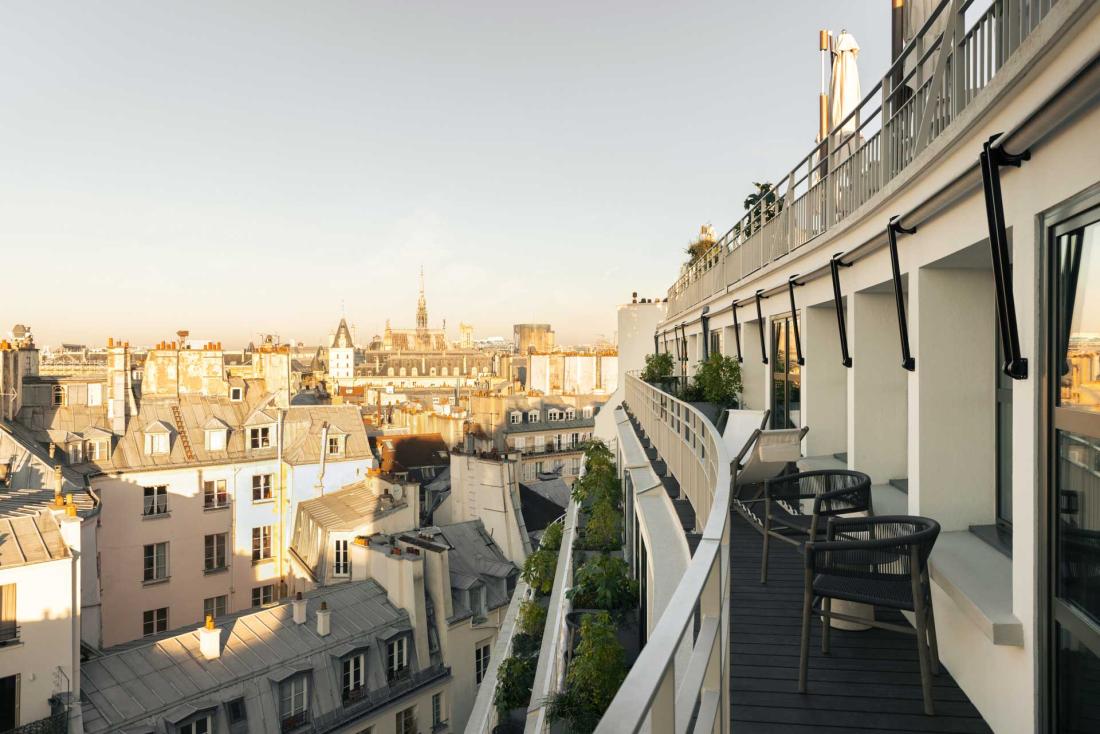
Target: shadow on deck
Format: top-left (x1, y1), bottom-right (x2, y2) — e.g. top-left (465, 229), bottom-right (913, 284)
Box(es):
top-left (729, 510), bottom-right (993, 733)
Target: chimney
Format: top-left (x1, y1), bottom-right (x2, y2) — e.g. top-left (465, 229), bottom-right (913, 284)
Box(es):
top-left (316, 601), bottom-right (331, 636)
top-left (53, 466), bottom-right (64, 507)
top-left (198, 615), bottom-right (221, 659)
top-left (292, 592), bottom-right (307, 624)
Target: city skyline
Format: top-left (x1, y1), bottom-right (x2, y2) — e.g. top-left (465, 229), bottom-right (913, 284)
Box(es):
top-left (0, 1), bottom-right (889, 347)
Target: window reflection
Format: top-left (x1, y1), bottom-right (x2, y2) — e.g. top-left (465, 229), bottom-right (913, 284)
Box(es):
top-left (1058, 625), bottom-right (1100, 732)
top-left (1058, 221), bottom-right (1100, 412)
top-left (1057, 430), bottom-right (1100, 624)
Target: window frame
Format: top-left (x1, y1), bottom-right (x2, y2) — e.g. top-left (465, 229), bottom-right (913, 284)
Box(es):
top-left (333, 538), bottom-right (350, 577)
top-left (475, 641), bottom-right (491, 684)
top-left (249, 426), bottom-right (271, 450)
top-left (387, 636), bottom-right (409, 681)
top-left (203, 479), bottom-right (228, 510)
top-left (341, 653), bottom-right (367, 702)
top-left (204, 533), bottom-right (227, 573)
top-left (252, 473), bottom-right (274, 502)
top-left (143, 542), bottom-right (169, 583)
top-left (142, 607), bottom-right (168, 637)
top-left (278, 674), bottom-right (309, 732)
top-left (252, 526), bottom-right (273, 563)
top-left (203, 595), bottom-right (227, 622)
top-left (142, 485), bottom-right (168, 517)
top-left (252, 584), bottom-right (275, 608)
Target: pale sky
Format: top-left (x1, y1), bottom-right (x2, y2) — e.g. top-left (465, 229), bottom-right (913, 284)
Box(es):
top-left (0, 1), bottom-right (889, 348)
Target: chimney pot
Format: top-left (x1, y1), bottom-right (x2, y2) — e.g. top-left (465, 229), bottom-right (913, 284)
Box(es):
top-left (292, 593), bottom-right (307, 624)
top-left (316, 601), bottom-right (331, 637)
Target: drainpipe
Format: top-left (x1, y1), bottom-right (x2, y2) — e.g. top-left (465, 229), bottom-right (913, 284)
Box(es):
top-left (59, 507), bottom-right (84, 734)
top-left (277, 409), bottom-right (286, 593)
top-left (316, 423), bottom-right (329, 495)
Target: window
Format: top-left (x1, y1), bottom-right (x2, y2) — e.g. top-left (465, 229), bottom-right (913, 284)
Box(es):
top-left (252, 526), bottom-right (272, 562)
top-left (528, 410), bottom-right (539, 423)
top-left (395, 707), bottom-right (416, 734)
top-left (334, 539), bottom-right (349, 576)
top-left (252, 474), bottom-right (273, 501)
top-left (387, 637), bottom-right (408, 681)
top-left (68, 442), bottom-right (83, 464)
top-left (475, 641), bottom-right (491, 685)
top-left (178, 714), bottom-right (212, 734)
top-left (341, 654), bottom-right (366, 701)
top-left (204, 533), bottom-right (227, 572)
top-left (249, 426), bottom-right (271, 449)
top-left (547, 409), bottom-right (560, 422)
top-left (225, 698), bottom-right (247, 729)
top-left (571, 432), bottom-right (580, 448)
top-left (432, 692), bottom-right (443, 728)
top-left (278, 675), bottom-right (309, 732)
top-left (514, 436), bottom-right (526, 452)
top-left (205, 429), bottom-right (226, 451)
top-left (582, 406), bottom-right (593, 419)
top-left (87, 383), bottom-right (102, 407)
top-left (145, 432), bottom-right (169, 455)
top-left (143, 607), bottom-right (168, 636)
top-left (252, 584), bottom-right (275, 607)
top-left (510, 412), bottom-right (520, 425)
top-left (51, 384), bottom-right (66, 406)
top-left (204, 595), bottom-right (227, 622)
top-left (0, 584), bottom-right (16, 643)
top-left (471, 585), bottom-right (487, 620)
top-left (566, 408), bottom-right (576, 420)
top-left (570, 457), bottom-right (580, 476)
top-left (710, 330), bottom-right (721, 358)
top-left (534, 435), bottom-right (545, 452)
top-left (143, 485), bottom-right (168, 516)
top-left (88, 440), bottom-right (105, 461)
top-left (230, 386), bottom-right (243, 401)
top-left (203, 479), bottom-right (228, 509)
top-left (143, 542), bottom-right (168, 582)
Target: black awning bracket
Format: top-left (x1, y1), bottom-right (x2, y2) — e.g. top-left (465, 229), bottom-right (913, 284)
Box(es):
top-left (830, 253), bottom-right (853, 368)
top-left (787, 276), bottom-right (806, 366)
top-left (887, 216), bottom-right (917, 372)
top-left (755, 290), bottom-right (769, 365)
top-left (980, 132), bottom-right (1030, 380)
top-left (731, 301), bottom-right (744, 363)
top-left (700, 306), bottom-right (711, 361)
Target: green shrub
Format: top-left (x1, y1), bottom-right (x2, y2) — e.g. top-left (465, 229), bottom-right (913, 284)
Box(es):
top-left (582, 500), bottom-right (621, 551)
top-left (567, 555), bottom-right (638, 611)
top-left (521, 548), bottom-right (558, 596)
top-left (546, 611), bottom-right (629, 733)
top-left (691, 352), bottom-right (742, 407)
top-left (540, 521), bottom-right (563, 552)
top-left (640, 352), bottom-right (674, 383)
top-left (517, 599), bottom-right (548, 637)
top-left (510, 632), bottom-right (542, 658)
top-left (494, 653), bottom-right (537, 718)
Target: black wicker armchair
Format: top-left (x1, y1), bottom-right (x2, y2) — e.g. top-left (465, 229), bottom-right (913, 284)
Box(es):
top-left (800, 516), bottom-right (942, 715)
top-left (760, 469), bottom-right (872, 584)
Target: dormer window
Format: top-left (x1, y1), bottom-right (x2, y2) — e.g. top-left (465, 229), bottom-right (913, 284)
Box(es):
top-left (206, 429), bottom-right (227, 451)
top-left (327, 434), bottom-right (346, 456)
top-left (471, 584), bottom-right (487, 620)
top-left (341, 652), bottom-right (366, 702)
top-left (249, 427), bottom-right (271, 449)
top-left (67, 441), bottom-right (83, 464)
top-left (88, 439), bottom-right (106, 461)
top-left (582, 406), bottom-right (593, 419)
top-left (547, 409), bottom-right (561, 422)
top-left (387, 637), bottom-right (409, 682)
top-left (143, 422), bottom-right (172, 455)
top-left (229, 387), bottom-right (243, 402)
top-left (51, 385), bottom-right (66, 407)
top-left (528, 410), bottom-right (539, 423)
top-left (510, 412), bottom-right (521, 425)
top-left (566, 408), bottom-right (576, 420)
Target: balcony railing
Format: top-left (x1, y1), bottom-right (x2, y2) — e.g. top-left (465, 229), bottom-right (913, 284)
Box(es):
top-left (666, 0), bottom-right (1060, 321)
top-left (311, 664), bottom-right (450, 733)
top-left (591, 373), bottom-right (731, 732)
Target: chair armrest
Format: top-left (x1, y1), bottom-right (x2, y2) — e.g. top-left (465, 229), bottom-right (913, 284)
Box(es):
top-left (812, 483), bottom-right (872, 517)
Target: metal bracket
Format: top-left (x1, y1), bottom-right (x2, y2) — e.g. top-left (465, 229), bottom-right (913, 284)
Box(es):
top-left (731, 301), bottom-right (744, 363)
top-left (787, 276), bottom-right (805, 366)
top-left (980, 133), bottom-right (1030, 380)
top-left (887, 216), bottom-right (916, 371)
top-left (700, 306), bottom-right (711, 361)
top-left (829, 254), bottom-right (853, 368)
top-left (755, 290), bottom-right (769, 365)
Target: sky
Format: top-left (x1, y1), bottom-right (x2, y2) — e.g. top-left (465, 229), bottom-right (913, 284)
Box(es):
top-left (0, 1), bottom-right (889, 349)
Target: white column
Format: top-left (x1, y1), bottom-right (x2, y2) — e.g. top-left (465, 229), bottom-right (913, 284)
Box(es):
top-left (802, 304), bottom-right (848, 458)
top-left (740, 320), bottom-right (768, 411)
top-left (910, 267), bottom-right (996, 530)
top-left (849, 292), bottom-right (907, 483)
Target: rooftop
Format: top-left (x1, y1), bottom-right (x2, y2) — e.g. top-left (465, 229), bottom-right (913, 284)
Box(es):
top-left (0, 511), bottom-right (71, 569)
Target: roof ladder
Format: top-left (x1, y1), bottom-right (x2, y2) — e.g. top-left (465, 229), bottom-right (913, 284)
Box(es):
top-left (170, 404), bottom-right (196, 461)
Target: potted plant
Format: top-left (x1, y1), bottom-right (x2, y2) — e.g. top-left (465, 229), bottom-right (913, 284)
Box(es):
top-left (579, 500), bottom-right (621, 554)
top-left (640, 352), bottom-right (674, 386)
top-left (546, 612), bottom-right (628, 734)
top-left (520, 548), bottom-right (558, 596)
top-left (567, 555), bottom-right (637, 612)
top-left (539, 521), bottom-right (563, 553)
top-left (494, 653), bottom-right (537, 728)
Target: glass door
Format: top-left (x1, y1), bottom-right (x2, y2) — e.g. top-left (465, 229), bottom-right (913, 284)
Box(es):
top-left (770, 315), bottom-right (801, 429)
top-left (1048, 205), bottom-right (1100, 732)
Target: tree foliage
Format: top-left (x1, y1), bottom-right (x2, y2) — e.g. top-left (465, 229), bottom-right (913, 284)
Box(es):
top-left (568, 555), bottom-right (638, 611)
top-left (540, 521), bottom-right (563, 552)
top-left (582, 499), bottom-right (621, 551)
top-left (640, 352), bottom-right (674, 383)
top-left (517, 599), bottom-right (548, 637)
top-left (546, 612), bottom-right (629, 733)
top-left (494, 653), bottom-right (537, 717)
top-left (521, 548), bottom-right (558, 596)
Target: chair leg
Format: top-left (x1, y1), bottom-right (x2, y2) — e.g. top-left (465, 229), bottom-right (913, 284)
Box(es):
top-left (821, 596), bottom-right (831, 655)
top-left (760, 502), bottom-right (771, 584)
top-left (799, 567), bottom-right (813, 693)
top-left (925, 590), bottom-right (941, 676)
top-left (912, 582), bottom-right (936, 715)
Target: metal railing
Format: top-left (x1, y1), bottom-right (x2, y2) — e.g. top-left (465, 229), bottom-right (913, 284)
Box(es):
top-left (465, 577), bottom-right (535, 732)
top-left (666, 0), bottom-right (1060, 320)
top-left (312, 663), bottom-right (450, 733)
top-left (593, 373), bottom-right (731, 733)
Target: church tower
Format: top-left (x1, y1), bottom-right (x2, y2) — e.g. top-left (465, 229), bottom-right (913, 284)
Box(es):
top-left (416, 266), bottom-right (428, 331)
top-left (328, 317), bottom-right (355, 385)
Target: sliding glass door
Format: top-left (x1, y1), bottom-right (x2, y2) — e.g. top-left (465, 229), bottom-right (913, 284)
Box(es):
top-left (771, 314), bottom-right (801, 429)
top-left (1047, 203), bottom-right (1100, 732)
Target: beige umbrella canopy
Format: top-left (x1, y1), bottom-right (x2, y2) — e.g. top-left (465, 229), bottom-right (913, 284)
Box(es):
top-left (829, 30), bottom-right (861, 141)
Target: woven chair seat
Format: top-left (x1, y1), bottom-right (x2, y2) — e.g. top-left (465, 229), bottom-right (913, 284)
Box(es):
top-left (813, 572), bottom-right (914, 611)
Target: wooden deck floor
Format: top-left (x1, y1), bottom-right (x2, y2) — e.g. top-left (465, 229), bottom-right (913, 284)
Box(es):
top-left (728, 510), bottom-right (993, 734)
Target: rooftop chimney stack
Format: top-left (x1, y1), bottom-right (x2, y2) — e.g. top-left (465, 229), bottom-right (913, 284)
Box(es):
top-left (198, 615), bottom-right (221, 659)
top-left (292, 592), bottom-right (307, 624)
top-left (316, 601), bottom-right (331, 637)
